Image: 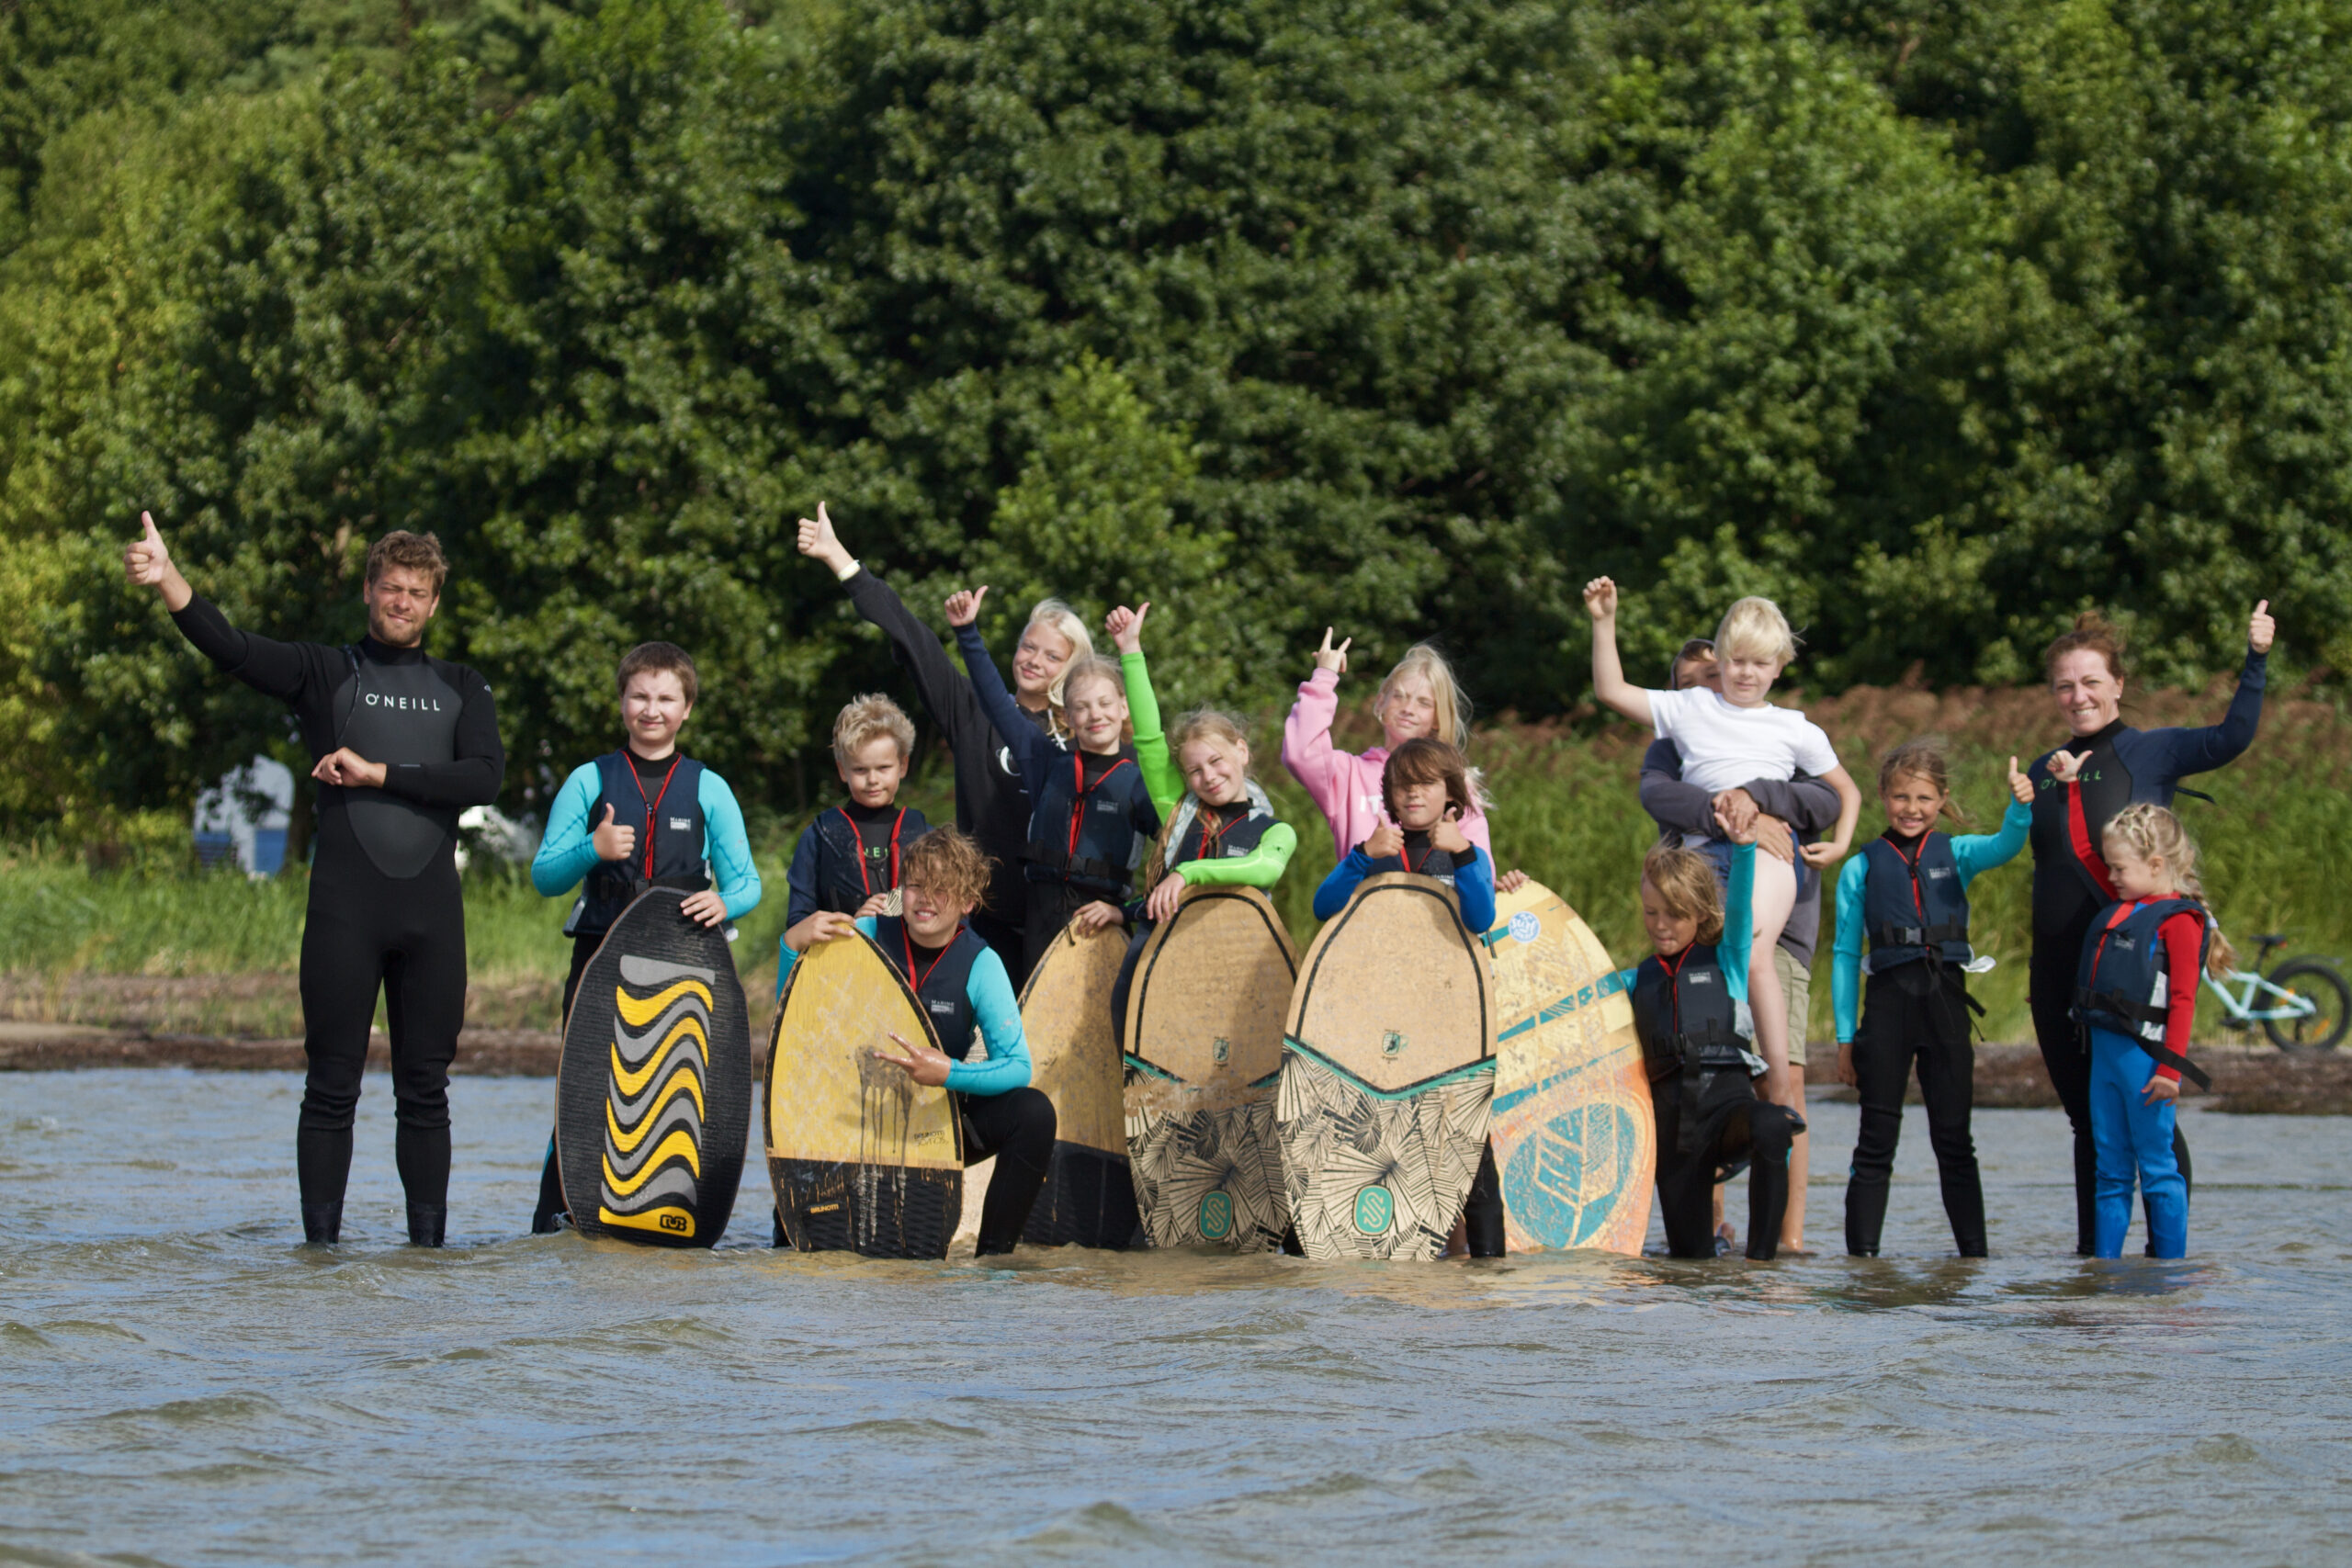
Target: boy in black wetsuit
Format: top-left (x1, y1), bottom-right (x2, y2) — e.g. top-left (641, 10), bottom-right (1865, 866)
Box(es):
top-left (125, 513), bottom-right (505, 1247)
top-left (779, 694), bottom-right (931, 974)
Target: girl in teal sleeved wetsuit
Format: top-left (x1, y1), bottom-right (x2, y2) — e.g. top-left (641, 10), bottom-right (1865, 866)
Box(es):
top-left (1832, 739), bottom-right (2033, 1258)
top-left (1068, 604), bottom-right (1299, 1044)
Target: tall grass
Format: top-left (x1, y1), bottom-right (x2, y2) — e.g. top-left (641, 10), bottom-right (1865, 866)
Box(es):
top-left (6, 676), bottom-right (2342, 1046)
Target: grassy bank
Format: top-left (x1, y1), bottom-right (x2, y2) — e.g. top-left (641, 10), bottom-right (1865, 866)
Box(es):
top-left (6, 675), bottom-right (2346, 1047)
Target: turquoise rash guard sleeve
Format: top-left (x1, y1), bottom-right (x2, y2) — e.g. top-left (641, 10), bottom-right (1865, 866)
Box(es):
top-left (844, 916), bottom-right (1032, 1095)
top-left (530, 762), bottom-right (604, 897)
top-left (1719, 841), bottom-right (1756, 1006)
top-left (697, 770), bottom-right (762, 919)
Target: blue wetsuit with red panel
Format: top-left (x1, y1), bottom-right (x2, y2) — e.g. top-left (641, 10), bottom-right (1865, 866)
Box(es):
top-left (2024, 646), bottom-right (2265, 1253)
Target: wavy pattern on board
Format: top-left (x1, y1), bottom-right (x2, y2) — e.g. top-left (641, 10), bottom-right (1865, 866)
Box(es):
top-left (598, 969), bottom-right (713, 1240)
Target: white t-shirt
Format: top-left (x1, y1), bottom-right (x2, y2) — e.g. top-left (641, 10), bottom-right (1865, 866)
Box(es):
top-left (1648, 686), bottom-right (1839, 797)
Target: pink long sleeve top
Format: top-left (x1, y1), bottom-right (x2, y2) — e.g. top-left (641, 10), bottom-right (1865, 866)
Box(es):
top-left (1280, 667), bottom-right (1493, 859)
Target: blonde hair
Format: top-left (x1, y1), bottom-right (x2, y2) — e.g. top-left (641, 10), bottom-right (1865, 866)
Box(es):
top-left (2102, 805), bottom-right (2234, 976)
top-left (831, 693), bottom-right (916, 764)
top-left (1139, 708), bottom-right (1255, 890)
top-left (1642, 843), bottom-right (1725, 947)
top-left (1376, 643), bottom-right (1470, 748)
top-left (898, 826), bottom-right (994, 911)
top-left (1877, 736), bottom-right (1969, 828)
top-left (1714, 596), bottom-right (1798, 666)
top-left (1023, 598), bottom-right (1095, 726)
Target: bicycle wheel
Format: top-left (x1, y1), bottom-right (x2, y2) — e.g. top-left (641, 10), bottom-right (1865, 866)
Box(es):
top-left (2263, 959), bottom-right (2352, 1051)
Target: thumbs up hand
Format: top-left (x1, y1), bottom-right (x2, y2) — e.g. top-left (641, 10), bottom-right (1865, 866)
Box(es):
top-left (2249, 598), bottom-right (2276, 655)
top-left (2007, 755), bottom-right (2034, 807)
top-left (123, 512), bottom-right (192, 610)
top-left (592, 803), bottom-right (637, 863)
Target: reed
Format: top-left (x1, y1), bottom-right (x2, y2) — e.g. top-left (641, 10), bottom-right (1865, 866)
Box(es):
top-left (5, 676), bottom-right (2341, 1047)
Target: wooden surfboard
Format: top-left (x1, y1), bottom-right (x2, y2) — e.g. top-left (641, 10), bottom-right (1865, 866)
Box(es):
top-left (1483, 881), bottom-right (1656, 1255)
top-left (1278, 873), bottom-right (1497, 1260)
top-left (765, 931), bottom-right (964, 1258)
top-left (1018, 923), bottom-right (1138, 1249)
top-left (556, 889), bottom-right (752, 1247)
top-left (1124, 886), bottom-right (1298, 1251)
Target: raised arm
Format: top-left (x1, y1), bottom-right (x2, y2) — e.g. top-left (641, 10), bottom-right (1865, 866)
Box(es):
top-left (806, 503), bottom-right (999, 760)
top-left (1108, 604), bottom-right (1180, 814)
top-left (2165, 603), bottom-right (2273, 780)
top-left (952, 608), bottom-right (1053, 798)
top-left (1582, 577), bottom-right (1654, 728)
top-left (1280, 628), bottom-right (1356, 807)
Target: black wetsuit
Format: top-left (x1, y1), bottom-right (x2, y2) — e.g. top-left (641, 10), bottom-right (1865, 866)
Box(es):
top-left (2025, 648), bottom-right (2264, 1254)
top-left (171, 595), bottom-right (504, 1245)
top-left (842, 565), bottom-right (1063, 982)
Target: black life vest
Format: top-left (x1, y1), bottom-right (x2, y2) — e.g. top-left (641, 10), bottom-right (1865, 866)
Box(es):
top-left (806, 807), bottom-right (926, 917)
top-left (1167, 802), bottom-right (1274, 871)
top-left (874, 915), bottom-right (988, 1064)
top-left (2074, 897), bottom-right (2213, 1089)
top-left (571, 750), bottom-right (710, 938)
top-left (1631, 944), bottom-right (1753, 1083)
top-left (1363, 830), bottom-right (1471, 891)
top-left (1023, 750), bottom-right (1158, 897)
top-left (1860, 831), bottom-right (1973, 973)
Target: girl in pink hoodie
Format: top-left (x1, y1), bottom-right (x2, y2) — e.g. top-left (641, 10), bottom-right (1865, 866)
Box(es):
top-left (1282, 632), bottom-right (1496, 861)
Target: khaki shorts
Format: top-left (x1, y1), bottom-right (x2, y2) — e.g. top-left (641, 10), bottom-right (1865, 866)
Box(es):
top-left (1774, 946), bottom-right (1811, 1068)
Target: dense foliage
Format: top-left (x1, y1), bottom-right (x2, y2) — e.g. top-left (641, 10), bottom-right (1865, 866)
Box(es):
top-left (4, 0), bottom-right (2348, 836)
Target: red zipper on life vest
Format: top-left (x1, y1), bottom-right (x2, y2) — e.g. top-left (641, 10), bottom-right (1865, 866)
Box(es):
top-left (625, 754), bottom-right (684, 881)
top-left (901, 920), bottom-right (953, 995)
top-left (850, 808), bottom-right (907, 900)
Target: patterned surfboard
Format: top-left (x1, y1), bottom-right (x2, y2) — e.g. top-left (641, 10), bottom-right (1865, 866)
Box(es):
top-left (1018, 923), bottom-right (1139, 1249)
top-left (1484, 881), bottom-right (1656, 1255)
top-left (556, 888), bottom-right (752, 1247)
top-left (1278, 873), bottom-right (1497, 1260)
top-left (765, 931), bottom-right (964, 1258)
top-left (1124, 886), bottom-right (1298, 1250)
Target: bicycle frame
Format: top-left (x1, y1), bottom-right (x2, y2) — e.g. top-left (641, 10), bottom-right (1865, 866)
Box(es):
top-left (2205, 967), bottom-right (2321, 1026)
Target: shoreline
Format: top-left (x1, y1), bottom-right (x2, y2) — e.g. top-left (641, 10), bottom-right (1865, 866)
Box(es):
top-left (6, 1021), bottom-right (2350, 1112)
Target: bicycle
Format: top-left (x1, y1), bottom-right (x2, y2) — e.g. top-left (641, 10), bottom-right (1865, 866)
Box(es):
top-left (2206, 933), bottom-right (2352, 1051)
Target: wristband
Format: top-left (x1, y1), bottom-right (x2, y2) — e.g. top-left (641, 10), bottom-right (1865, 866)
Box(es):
top-left (834, 558), bottom-right (861, 582)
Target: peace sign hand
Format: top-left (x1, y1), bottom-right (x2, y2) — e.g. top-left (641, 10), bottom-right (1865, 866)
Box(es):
top-left (874, 1030), bottom-right (952, 1088)
top-left (2249, 599), bottom-right (2276, 655)
top-left (944, 586), bottom-right (989, 627)
top-left (1314, 626), bottom-right (1351, 674)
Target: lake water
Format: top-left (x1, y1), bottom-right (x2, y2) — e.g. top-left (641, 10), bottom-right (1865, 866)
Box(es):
top-left (3, 1070), bottom-right (2347, 1565)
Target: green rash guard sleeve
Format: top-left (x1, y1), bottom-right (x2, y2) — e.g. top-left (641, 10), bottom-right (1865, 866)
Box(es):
top-left (1832, 854), bottom-right (1870, 1043)
top-left (1175, 820), bottom-right (1298, 890)
top-left (1121, 649), bottom-right (1181, 814)
top-left (1953, 797), bottom-right (2032, 886)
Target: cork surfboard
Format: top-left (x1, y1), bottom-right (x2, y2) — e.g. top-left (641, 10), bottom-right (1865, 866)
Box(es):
top-left (1483, 880), bottom-right (1655, 1255)
top-left (765, 931), bottom-right (963, 1258)
top-left (1124, 886), bottom-right (1298, 1250)
top-left (556, 888), bottom-right (752, 1247)
top-left (1277, 872), bottom-right (1496, 1260)
top-left (1017, 923), bottom-right (1138, 1249)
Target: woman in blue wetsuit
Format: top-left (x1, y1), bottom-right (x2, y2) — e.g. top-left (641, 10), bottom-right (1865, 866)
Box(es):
top-left (2025, 604), bottom-right (2274, 1255)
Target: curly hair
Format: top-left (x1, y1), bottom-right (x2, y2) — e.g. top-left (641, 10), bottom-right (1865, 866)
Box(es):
top-left (898, 826), bottom-right (995, 912)
top-left (2102, 804), bottom-right (2234, 976)
top-left (832, 693), bottom-right (916, 764)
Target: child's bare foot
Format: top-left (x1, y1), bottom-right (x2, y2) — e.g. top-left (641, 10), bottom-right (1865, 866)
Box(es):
top-left (1713, 1223), bottom-right (1736, 1257)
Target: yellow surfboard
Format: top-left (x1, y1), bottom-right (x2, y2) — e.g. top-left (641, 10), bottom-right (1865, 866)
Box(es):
top-left (1018, 923), bottom-right (1138, 1248)
top-left (1279, 873), bottom-right (1497, 1260)
top-left (765, 931), bottom-right (963, 1258)
top-left (1483, 880), bottom-right (1656, 1255)
top-left (1124, 886), bottom-right (1298, 1250)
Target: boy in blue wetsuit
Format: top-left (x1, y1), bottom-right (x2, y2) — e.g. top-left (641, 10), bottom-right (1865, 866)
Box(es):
top-left (1312, 738), bottom-right (1496, 932)
top-left (783, 827), bottom-right (1057, 1257)
top-left (777, 694), bottom-right (930, 988)
top-left (1634, 830), bottom-right (1802, 1259)
top-left (1832, 740), bottom-right (2033, 1258)
top-left (526, 642), bottom-right (762, 1233)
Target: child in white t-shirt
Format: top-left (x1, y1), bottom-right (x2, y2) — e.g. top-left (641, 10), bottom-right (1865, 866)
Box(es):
top-left (1585, 580), bottom-right (1860, 1122)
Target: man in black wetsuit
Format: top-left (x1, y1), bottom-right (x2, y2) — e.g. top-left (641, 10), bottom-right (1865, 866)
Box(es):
top-left (125, 513), bottom-right (505, 1247)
